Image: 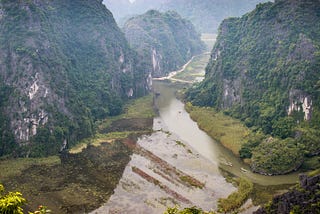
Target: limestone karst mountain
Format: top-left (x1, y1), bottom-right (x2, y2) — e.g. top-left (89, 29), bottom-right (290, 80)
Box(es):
top-left (123, 10), bottom-right (205, 77)
top-left (0, 0), bottom-right (149, 157)
top-left (186, 0), bottom-right (320, 175)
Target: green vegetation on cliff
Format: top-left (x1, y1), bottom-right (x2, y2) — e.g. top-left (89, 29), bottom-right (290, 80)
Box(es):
top-left (0, 0), bottom-right (149, 157)
top-left (186, 0), bottom-right (320, 175)
top-left (123, 10), bottom-right (205, 77)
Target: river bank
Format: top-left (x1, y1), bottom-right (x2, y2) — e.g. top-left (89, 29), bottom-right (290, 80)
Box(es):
top-left (185, 102), bottom-right (249, 156)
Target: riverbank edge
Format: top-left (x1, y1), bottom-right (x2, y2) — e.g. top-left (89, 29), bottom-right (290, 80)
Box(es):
top-left (181, 97), bottom-right (318, 176)
top-left (184, 102), bottom-right (249, 157)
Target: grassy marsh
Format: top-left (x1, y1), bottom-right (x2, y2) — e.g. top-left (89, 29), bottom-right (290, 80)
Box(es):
top-left (185, 102), bottom-right (250, 156)
top-left (70, 94), bottom-right (155, 154)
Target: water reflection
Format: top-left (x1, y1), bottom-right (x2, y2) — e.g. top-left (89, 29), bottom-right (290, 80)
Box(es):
top-left (153, 81), bottom-right (299, 185)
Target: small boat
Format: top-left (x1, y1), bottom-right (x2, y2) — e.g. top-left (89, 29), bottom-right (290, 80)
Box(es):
top-left (225, 162), bottom-right (233, 167)
top-left (240, 167), bottom-right (248, 172)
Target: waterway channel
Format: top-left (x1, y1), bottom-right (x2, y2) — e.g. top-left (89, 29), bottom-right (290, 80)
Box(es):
top-left (153, 81), bottom-right (300, 186)
top-left (91, 80), bottom-right (300, 214)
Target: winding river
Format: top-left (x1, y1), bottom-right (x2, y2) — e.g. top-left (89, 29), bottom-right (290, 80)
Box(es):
top-left (153, 81), bottom-right (300, 186)
top-left (92, 80), bottom-right (300, 214)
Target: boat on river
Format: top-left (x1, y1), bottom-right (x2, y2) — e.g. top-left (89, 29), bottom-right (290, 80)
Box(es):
top-left (241, 167), bottom-right (248, 173)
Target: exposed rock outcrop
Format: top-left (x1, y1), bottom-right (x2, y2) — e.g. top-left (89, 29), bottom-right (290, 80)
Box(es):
top-left (288, 89), bottom-right (312, 121)
top-left (254, 174), bottom-right (320, 214)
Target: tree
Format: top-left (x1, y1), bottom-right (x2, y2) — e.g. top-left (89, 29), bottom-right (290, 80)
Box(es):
top-left (0, 184), bottom-right (51, 214)
top-left (0, 184), bottom-right (26, 214)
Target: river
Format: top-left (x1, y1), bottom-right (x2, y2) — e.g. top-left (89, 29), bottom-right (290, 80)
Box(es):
top-left (91, 80), bottom-right (300, 214)
top-left (154, 81), bottom-right (300, 186)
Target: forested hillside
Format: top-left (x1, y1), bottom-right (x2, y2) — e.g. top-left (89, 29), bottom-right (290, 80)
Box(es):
top-left (0, 0), bottom-right (149, 157)
top-left (186, 0), bottom-right (320, 175)
top-left (123, 10), bottom-right (205, 77)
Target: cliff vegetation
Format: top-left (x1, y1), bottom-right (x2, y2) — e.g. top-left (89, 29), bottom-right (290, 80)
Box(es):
top-left (186, 0), bottom-right (320, 175)
top-left (123, 10), bottom-right (205, 77)
top-left (0, 0), bottom-right (149, 157)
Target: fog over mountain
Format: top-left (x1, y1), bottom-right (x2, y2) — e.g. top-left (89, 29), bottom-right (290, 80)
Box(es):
top-left (103, 0), bottom-right (270, 33)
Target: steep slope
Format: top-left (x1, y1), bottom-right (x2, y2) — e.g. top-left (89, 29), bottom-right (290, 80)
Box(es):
top-left (123, 10), bottom-right (205, 77)
top-left (0, 0), bottom-right (149, 157)
top-left (186, 0), bottom-right (320, 174)
top-left (103, 0), bottom-right (269, 33)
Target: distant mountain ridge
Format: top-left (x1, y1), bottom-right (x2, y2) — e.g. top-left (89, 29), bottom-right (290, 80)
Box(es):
top-left (123, 10), bottom-right (205, 77)
top-left (159, 0), bottom-right (271, 33)
top-left (0, 0), bottom-right (149, 157)
top-left (186, 0), bottom-right (320, 175)
top-left (103, 0), bottom-right (270, 33)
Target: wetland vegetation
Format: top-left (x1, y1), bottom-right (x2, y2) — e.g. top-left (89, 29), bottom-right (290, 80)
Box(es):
top-left (0, 95), bottom-right (155, 213)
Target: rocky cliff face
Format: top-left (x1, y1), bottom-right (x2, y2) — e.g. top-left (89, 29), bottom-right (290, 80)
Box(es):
top-left (254, 174), bottom-right (320, 214)
top-left (123, 10), bottom-right (205, 78)
top-left (0, 0), bottom-right (149, 157)
top-left (187, 0), bottom-right (320, 133)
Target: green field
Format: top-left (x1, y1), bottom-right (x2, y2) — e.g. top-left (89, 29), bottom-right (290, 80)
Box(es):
top-left (172, 53), bottom-right (210, 82)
